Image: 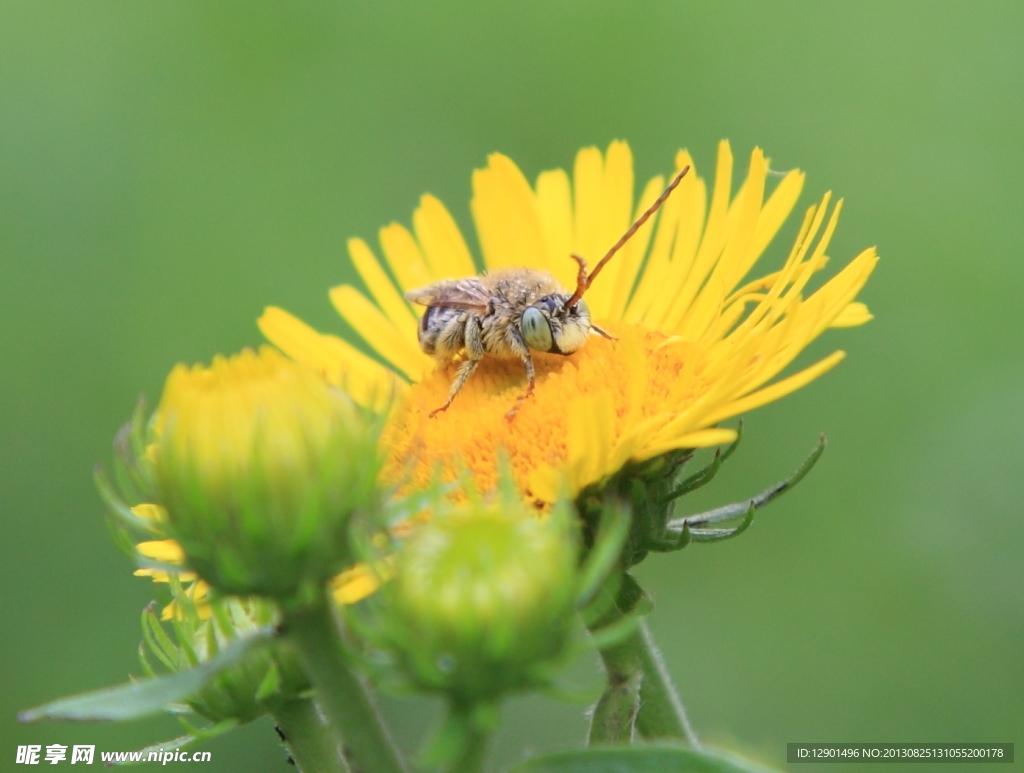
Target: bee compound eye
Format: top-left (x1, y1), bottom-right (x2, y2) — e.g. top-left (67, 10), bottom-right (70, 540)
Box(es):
top-left (521, 307), bottom-right (554, 351)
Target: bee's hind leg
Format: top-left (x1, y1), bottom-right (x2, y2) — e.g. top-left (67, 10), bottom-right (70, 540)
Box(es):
top-left (429, 316), bottom-right (484, 418)
top-left (429, 358), bottom-right (480, 418)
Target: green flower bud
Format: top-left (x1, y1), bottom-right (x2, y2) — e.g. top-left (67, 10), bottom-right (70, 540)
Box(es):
top-left (381, 496), bottom-right (581, 706)
top-left (152, 346), bottom-right (382, 600)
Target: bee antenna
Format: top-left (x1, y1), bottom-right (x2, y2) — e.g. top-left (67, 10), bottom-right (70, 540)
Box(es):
top-left (564, 165), bottom-right (690, 310)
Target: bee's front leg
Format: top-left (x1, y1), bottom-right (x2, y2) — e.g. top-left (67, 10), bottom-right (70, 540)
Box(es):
top-left (505, 327), bottom-right (536, 422)
top-left (429, 316), bottom-right (483, 418)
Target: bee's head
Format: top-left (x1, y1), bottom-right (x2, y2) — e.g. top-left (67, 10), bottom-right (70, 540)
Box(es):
top-left (520, 295), bottom-right (591, 355)
top-left (519, 166), bottom-right (691, 357)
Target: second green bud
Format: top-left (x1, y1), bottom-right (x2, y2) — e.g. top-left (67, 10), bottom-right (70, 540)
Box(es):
top-left (380, 492), bottom-right (582, 708)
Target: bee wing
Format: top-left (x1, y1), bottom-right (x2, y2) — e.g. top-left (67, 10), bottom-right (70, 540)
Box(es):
top-left (404, 278), bottom-right (491, 310)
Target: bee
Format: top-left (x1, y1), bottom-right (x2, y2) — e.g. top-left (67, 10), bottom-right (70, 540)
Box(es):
top-left (405, 165), bottom-right (690, 419)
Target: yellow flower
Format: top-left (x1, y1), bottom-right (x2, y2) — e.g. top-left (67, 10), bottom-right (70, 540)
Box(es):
top-left (152, 346), bottom-right (383, 598)
top-left (125, 352), bottom-right (391, 617)
top-left (260, 140), bottom-right (876, 504)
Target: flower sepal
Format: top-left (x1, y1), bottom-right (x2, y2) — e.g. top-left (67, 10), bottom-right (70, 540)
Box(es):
top-left (96, 399), bottom-right (167, 558)
top-left (139, 588), bottom-right (310, 726)
top-left (665, 434), bottom-right (827, 545)
top-left (575, 425), bottom-right (744, 569)
top-left (577, 426), bottom-right (826, 570)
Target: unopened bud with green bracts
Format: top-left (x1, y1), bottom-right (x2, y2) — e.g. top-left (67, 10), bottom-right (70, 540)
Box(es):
top-left (348, 477), bottom-right (628, 770)
top-left (358, 475), bottom-right (630, 728)
top-left (151, 346), bottom-right (385, 601)
top-left (138, 581), bottom-right (308, 727)
top-left (383, 502), bottom-right (578, 704)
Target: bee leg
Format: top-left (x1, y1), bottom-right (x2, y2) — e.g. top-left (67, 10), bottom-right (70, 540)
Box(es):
top-left (591, 322), bottom-right (617, 341)
top-left (505, 347), bottom-right (536, 422)
top-left (429, 316), bottom-right (483, 418)
top-left (429, 359), bottom-right (480, 418)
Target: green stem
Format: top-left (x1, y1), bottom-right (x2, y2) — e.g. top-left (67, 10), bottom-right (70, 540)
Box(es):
top-left (587, 573), bottom-right (698, 745)
top-left (633, 620), bottom-right (698, 743)
top-left (425, 705), bottom-right (493, 773)
top-left (588, 664), bottom-right (641, 743)
top-left (448, 723), bottom-right (489, 773)
top-left (283, 594), bottom-right (407, 773)
top-left (272, 697), bottom-right (349, 773)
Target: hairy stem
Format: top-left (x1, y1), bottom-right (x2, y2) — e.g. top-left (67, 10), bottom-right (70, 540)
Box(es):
top-left (283, 594), bottom-right (407, 773)
top-left (587, 573), bottom-right (699, 745)
top-left (588, 664), bottom-right (641, 743)
top-left (633, 620), bottom-right (698, 742)
top-left (272, 697), bottom-right (349, 773)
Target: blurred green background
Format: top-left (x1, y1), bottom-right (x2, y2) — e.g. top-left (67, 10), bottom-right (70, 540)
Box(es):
top-left (2, 1), bottom-right (1021, 770)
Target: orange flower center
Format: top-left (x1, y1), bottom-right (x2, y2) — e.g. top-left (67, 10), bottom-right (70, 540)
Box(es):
top-left (382, 322), bottom-right (708, 503)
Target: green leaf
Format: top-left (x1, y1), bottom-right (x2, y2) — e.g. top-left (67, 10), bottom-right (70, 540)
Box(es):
top-left (509, 743), bottom-right (779, 773)
top-left (615, 572), bottom-right (652, 617)
top-left (19, 627), bottom-right (274, 723)
top-left (586, 613), bottom-right (642, 650)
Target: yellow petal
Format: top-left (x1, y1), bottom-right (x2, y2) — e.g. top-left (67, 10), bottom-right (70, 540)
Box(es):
top-left (749, 168), bottom-right (805, 266)
top-left (728, 194), bottom-right (833, 341)
top-left (641, 427), bottom-right (738, 461)
top-left (830, 301), bottom-right (873, 327)
top-left (348, 237), bottom-right (419, 339)
top-left (413, 194), bottom-right (477, 279)
top-left (635, 152), bottom-right (707, 328)
top-left (329, 286), bottom-right (432, 381)
top-left (606, 172), bottom-right (663, 321)
top-left (668, 150), bottom-right (707, 277)
top-left (672, 148), bottom-right (767, 339)
top-left (472, 153), bottom-right (548, 271)
top-left (802, 249), bottom-right (879, 338)
top-left (258, 306), bottom-right (402, 408)
top-left (161, 581), bottom-right (211, 621)
top-left (703, 350), bottom-right (847, 425)
top-left (535, 167), bottom-right (575, 288)
top-left (621, 172), bottom-right (668, 323)
top-left (710, 146), bottom-right (768, 292)
top-left (585, 141), bottom-right (634, 319)
top-left (571, 146), bottom-right (607, 273)
top-left (330, 563), bottom-right (382, 605)
top-left (137, 539), bottom-right (185, 564)
top-left (379, 223), bottom-right (434, 294)
top-left (678, 140), bottom-right (734, 310)
top-left (131, 503), bottom-right (167, 523)
top-left (134, 567), bottom-right (197, 582)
